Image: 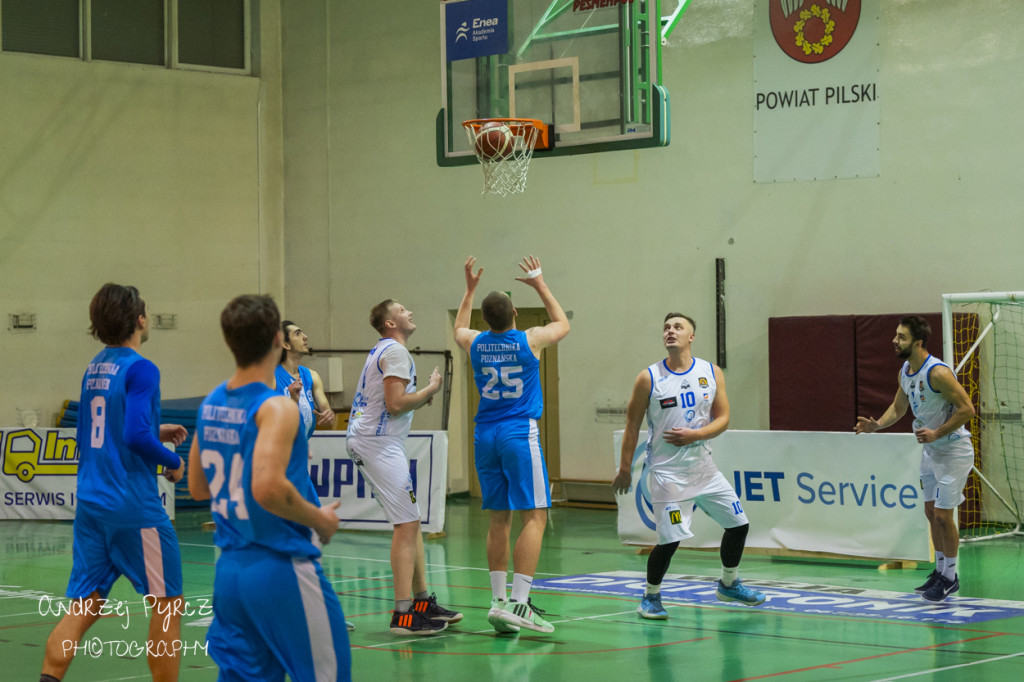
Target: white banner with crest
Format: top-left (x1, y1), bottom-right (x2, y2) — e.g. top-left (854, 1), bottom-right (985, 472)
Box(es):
top-left (754, 0), bottom-right (880, 181)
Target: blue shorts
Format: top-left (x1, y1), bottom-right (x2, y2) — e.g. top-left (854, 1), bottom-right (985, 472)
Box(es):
top-left (66, 505), bottom-right (182, 599)
top-left (474, 418), bottom-right (551, 511)
top-left (208, 548), bottom-right (351, 682)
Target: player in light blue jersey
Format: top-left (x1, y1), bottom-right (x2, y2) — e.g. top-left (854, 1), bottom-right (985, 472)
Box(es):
top-left (455, 255), bottom-right (570, 634)
top-left (855, 315), bottom-right (976, 603)
top-left (188, 294), bottom-right (350, 682)
top-left (275, 319), bottom-right (356, 632)
top-left (276, 320), bottom-right (336, 442)
top-left (41, 284), bottom-right (188, 682)
top-left (613, 313), bottom-right (765, 621)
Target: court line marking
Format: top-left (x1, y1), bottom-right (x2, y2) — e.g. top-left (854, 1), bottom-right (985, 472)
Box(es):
top-left (870, 650), bottom-right (1024, 681)
top-left (732, 633), bottom-right (1009, 681)
top-left (360, 608), bottom-right (711, 652)
top-left (178, 542), bottom-right (564, 577)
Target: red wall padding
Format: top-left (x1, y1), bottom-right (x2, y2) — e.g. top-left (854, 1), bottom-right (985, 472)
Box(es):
top-left (853, 313), bottom-right (944, 433)
top-left (770, 313), bottom-right (944, 432)
top-left (768, 315), bottom-right (856, 431)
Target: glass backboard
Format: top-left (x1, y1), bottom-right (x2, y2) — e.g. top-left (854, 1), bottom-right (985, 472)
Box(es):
top-left (438, 0), bottom-right (670, 166)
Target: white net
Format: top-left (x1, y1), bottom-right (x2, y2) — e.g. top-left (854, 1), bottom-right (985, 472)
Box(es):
top-left (944, 292), bottom-right (1024, 540)
top-left (463, 120), bottom-right (541, 197)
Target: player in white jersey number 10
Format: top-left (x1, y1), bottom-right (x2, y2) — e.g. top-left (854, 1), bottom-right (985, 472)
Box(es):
top-left (613, 313), bottom-right (766, 620)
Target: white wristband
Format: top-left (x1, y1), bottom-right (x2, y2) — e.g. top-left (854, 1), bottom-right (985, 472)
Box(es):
top-left (526, 267), bottom-right (542, 278)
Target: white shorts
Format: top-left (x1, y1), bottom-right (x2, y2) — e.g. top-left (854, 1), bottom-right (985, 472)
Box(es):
top-left (653, 470), bottom-right (749, 545)
top-left (346, 435), bottom-right (420, 525)
top-left (920, 444), bottom-right (973, 510)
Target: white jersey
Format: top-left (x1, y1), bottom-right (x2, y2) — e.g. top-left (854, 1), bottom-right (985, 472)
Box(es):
top-left (645, 357), bottom-right (719, 501)
top-left (900, 355), bottom-right (972, 456)
top-left (348, 338), bottom-right (416, 439)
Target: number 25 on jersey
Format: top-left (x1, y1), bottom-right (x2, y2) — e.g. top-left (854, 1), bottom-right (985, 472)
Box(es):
top-left (481, 365), bottom-right (524, 400)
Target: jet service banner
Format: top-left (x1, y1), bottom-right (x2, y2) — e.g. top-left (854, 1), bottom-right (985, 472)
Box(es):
top-left (614, 429), bottom-right (929, 561)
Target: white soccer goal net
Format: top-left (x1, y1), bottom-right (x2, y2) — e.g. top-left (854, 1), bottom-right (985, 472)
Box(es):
top-left (943, 292), bottom-right (1024, 541)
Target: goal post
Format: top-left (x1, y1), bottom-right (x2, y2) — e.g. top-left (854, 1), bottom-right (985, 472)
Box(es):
top-left (942, 291), bottom-right (1024, 541)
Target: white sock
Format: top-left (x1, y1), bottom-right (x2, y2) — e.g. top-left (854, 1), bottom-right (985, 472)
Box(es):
top-left (934, 550), bottom-right (946, 574)
top-left (489, 571), bottom-right (508, 601)
top-left (646, 582), bottom-right (661, 595)
top-left (510, 573), bottom-right (533, 603)
top-left (942, 556), bottom-right (957, 581)
top-left (721, 566), bottom-right (739, 587)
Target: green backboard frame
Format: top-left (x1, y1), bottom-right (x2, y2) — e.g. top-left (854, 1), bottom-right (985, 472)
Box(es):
top-left (438, 0), bottom-right (671, 167)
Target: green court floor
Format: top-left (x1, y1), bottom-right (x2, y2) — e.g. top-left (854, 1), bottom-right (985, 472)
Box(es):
top-left (3, 499), bottom-right (1023, 681)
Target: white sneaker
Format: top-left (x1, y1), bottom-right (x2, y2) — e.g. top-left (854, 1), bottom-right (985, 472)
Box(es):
top-left (488, 598), bottom-right (520, 633)
top-left (499, 599), bottom-right (555, 634)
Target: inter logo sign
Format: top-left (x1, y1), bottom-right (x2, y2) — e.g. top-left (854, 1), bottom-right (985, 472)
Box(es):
top-left (445, 0), bottom-right (509, 62)
top-left (770, 0), bottom-right (861, 64)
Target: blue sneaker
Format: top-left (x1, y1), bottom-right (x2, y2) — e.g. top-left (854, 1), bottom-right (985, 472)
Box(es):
top-left (637, 593), bottom-right (669, 620)
top-left (716, 579), bottom-right (766, 606)
top-left (922, 574), bottom-right (959, 603)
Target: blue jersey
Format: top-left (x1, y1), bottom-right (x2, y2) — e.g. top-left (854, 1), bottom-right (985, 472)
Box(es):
top-left (470, 329), bottom-right (543, 423)
top-left (275, 364), bottom-right (316, 441)
top-left (195, 381), bottom-right (321, 559)
top-left (76, 347), bottom-right (176, 525)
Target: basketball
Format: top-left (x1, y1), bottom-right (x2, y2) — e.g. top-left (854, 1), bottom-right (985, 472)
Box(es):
top-left (474, 122), bottom-right (514, 160)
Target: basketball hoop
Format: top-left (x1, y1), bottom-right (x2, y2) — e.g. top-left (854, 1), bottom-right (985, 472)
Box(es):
top-left (463, 119), bottom-right (549, 197)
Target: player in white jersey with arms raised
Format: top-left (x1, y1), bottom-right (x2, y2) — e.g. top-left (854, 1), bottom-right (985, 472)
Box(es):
top-left (855, 315), bottom-right (976, 602)
top-left (613, 313), bottom-right (765, 619)
top-left (346, 299), bottom-right (462, 635)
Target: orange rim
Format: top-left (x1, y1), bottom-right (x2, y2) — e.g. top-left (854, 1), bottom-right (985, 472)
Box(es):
top-left (463, 118), bottom-right (549, 149)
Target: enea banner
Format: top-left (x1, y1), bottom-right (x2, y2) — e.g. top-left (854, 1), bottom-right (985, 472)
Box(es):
top-left (444, 0), bottom-right (509, 62)
top-left (754, 0), bottom-right (880, 181)
top-left (309, 431), bottom-right (448, 534)
top-left (0, 428), bottom-right (175, 521)
top-left (614, 430), bottom-right (929, 561)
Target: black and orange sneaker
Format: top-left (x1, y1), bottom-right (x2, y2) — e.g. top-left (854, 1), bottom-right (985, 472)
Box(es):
top-left (413, 592), bottom-right (464, 624)
top-left (390, 609), bottom-right (448, 636)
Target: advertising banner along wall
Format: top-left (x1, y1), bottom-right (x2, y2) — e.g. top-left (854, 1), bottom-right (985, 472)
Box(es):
top-left (754, 0), bottom-right (880, 182)
top-left (1, 428), bottom-right (175, 520)
top-left (614, 429), bottom-right (929, 561)
top-left (1, 428), bottom-right (449, 532)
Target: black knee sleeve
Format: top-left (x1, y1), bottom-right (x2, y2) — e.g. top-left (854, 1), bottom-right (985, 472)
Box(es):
top-left (721, 523), bottom-right (750, 568)
top-left (646, 541), bottom-right (680, 585)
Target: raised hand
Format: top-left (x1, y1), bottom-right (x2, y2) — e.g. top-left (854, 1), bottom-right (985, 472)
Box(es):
top-left (514, 254), bottom-right (545, 288)
top-left (465, 256), bottom-right (483, 290)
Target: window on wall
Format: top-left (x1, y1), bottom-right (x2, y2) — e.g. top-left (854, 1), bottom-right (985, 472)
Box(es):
top-left (178, 0), bottom-right (245, 70)
top-left (91, 0), bottom-right (164, 66)
top-left (1, 0), bottom-right (80, 58)
top-left (0, 0), bottom-right (250, 74)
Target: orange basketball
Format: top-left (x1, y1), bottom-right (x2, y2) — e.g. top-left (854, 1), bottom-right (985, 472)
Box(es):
top-left (474, 121), bottom-right (514, 160)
